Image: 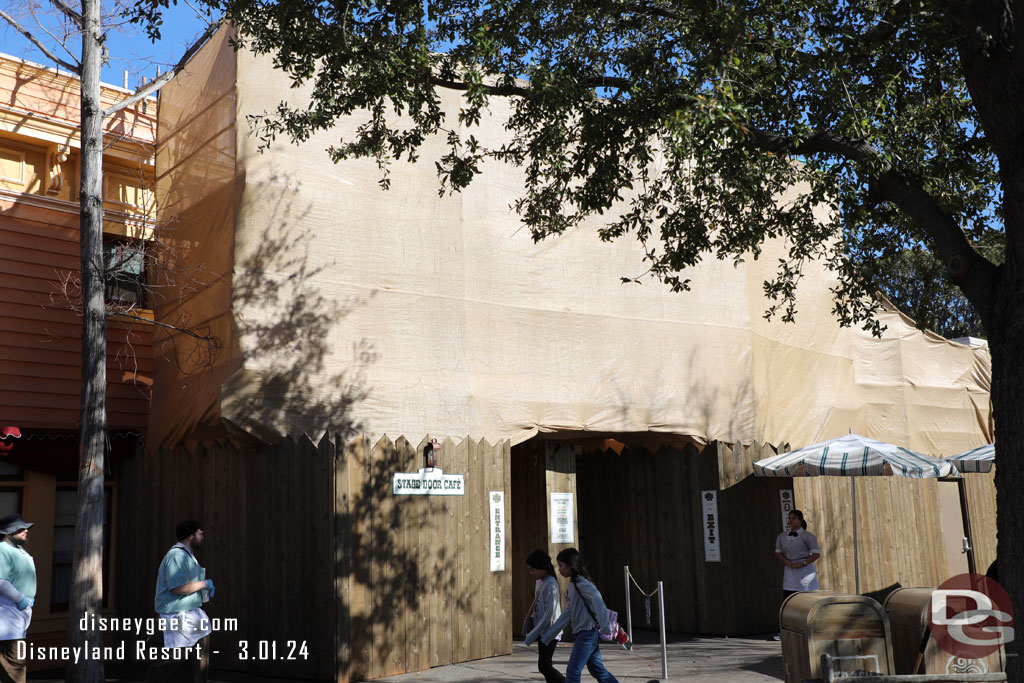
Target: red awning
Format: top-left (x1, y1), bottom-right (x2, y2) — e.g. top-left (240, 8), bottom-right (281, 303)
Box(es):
top-left (0, 427), bottom-right (20, 453)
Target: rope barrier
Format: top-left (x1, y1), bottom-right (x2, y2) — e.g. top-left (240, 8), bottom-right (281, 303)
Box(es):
top-left (626, 568), bottom-right (661, 626)
top-left (627, 568), bottom-right (661, 598)
top-left (623, 565), bottom-right (669, 680)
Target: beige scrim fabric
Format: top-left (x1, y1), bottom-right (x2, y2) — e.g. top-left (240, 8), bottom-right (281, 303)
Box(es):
top-left (149, 28), bottom-right (991, 456)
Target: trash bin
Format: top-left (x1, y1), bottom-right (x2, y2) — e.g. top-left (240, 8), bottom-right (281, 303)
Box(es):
top-left (780, 591), bottom-right (894, 683)
top-left (885, 587), bottom-right (1006, 675)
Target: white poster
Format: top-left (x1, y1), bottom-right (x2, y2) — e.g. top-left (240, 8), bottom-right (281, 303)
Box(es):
top-left (490, 491), bottom-right (506, 571)
top-left (780, 489), bottom-right (794, 531)
top-left (701, 490), bottom-right (721, 562)
top-left (550, 492), bottom-right (574, 543)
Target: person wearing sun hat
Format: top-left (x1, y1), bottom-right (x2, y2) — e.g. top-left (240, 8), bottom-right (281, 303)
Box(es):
top-left (0, 513), bottom-right (36, 683)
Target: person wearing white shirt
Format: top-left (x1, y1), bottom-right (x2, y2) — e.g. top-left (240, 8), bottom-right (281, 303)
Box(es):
top-left (773, 509), bottom-right (821, 640)
top-left (522, 549), bottom-right (564, 683)
top-left (540, 548), bottom-right (620, 683)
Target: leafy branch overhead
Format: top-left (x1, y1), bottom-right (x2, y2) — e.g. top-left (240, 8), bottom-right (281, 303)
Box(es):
top-left (165, 0), bottom-right (1009, 337)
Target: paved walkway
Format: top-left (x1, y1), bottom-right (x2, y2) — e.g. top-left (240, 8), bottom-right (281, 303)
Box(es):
top-left (28, 633), bottom-right (784, 682)
top-left (374, 634), bottom-right (783, 683)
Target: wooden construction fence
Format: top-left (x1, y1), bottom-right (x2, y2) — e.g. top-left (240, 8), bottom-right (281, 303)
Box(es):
top-left (719, 441), bottom-right (998, 596)
top-left (511, 440), bottom-right (789, 637)
top-left (575, 442), bottom-right (789, 635)
top-left (117, 434), bottom-right (512, 682)
top-left (510, 438), bottom-right (998, 639)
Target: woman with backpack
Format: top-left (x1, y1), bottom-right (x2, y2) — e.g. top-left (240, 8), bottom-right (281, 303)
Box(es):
top-left (539, 548), bottom-right (620, 683)
top-left (522, 549), bottom-right (565, 683)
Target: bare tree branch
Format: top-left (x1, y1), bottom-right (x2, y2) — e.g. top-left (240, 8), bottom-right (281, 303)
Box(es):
top-left (47, 0), bottom-right (83, 28)
top-left (624, 3), bottom-right (685, 21)
top-left (0, 8), bottom-right (80, 73)
top-left (746, 125), bottom-right (998, 324)
top-left (748, 128), bottom-right (880, 161)
top-left (108, 310), bottom-right (219, 342)
top-left (430, 74), bottom-right (633, 98)
top-left (869, 170), bottom-right (997, 315)
top-left (102, 18), bottom-right (222, 118)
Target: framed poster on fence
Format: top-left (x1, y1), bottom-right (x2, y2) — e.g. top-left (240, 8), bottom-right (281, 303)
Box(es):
top-left (550, 492), bottom-right (574, 543)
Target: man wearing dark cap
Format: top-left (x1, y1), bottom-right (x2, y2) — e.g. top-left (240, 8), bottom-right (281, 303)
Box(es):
top-left (144, 520), bottom-right (215, 683)
top-left (0, 514), bottom-right (35, 683)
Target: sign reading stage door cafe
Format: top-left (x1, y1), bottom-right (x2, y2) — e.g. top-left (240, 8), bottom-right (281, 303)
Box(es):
top-left (393, 468), bottom-right (466, 495)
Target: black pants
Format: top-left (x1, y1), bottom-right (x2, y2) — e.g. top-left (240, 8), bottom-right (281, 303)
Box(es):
top-left (143, 639), bottom-right (209, 683)
top-left (537, 639), bottom-right (565, 683)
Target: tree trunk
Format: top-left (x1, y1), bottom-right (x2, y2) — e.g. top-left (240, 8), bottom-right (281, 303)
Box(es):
top-left (66, 0), bottom-right (106, 680)
top-left (987, 234), bottom-right (1024, 683)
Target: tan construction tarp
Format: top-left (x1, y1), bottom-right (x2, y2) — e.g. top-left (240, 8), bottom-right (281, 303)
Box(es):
top-left (149, 29), bottom-right (991, 456)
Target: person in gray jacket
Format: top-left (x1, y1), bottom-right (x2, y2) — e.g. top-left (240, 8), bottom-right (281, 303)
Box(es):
top-left (523, 550), bottom-right (565, 683)
top-left (540, 548), bottom-right (619, 683)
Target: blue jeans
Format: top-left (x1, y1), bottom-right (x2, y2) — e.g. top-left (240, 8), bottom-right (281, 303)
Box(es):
top-left (565, 629), bottom-right (619, 683)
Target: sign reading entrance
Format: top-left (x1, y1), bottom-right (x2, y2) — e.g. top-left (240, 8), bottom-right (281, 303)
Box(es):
top-left (393, 468), bottom-right (465, 495)
top-left (490, 491), bottom-right (506, 571)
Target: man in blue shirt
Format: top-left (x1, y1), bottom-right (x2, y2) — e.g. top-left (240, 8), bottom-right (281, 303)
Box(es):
top-left (144, 520), bottom-right (215, 683)
top-left (0, 513), bottom-right (36, 683)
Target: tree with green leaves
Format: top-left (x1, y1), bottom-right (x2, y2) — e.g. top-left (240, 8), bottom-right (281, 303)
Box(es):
top-left (875, 244), bottom-right (998, 339)
top-left (183, 0), bottom-right (1019, 677)
top-left (0, 4), bottom-right (217, 681)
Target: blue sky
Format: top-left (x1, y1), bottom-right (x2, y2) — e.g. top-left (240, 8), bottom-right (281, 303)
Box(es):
top-left (0, 2), bottom-right (207, 90)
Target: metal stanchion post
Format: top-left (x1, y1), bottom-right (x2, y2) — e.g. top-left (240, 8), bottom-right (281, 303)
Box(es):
top-left (658, 580), bottom-right (668, 680)
top-left (624, 565), bottom-right (633, 643)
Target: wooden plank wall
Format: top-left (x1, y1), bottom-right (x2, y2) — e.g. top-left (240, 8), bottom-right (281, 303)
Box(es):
top-left (964, 468), bottom-right (998, 574)
top-left (332, 435), bottom-right (511, 682)
top-left (544, 443), bottom-right (580, 580)
top-left (509, 441), bottom-right (581, 639)
top-left (510, 440), bottom-right (549, 637)
top-left (119, 434), bottom-right (511, 682)
top-left (719, 441), bottom-right (1000, 595)
top-left (575, 442), bottom-right (786, 636)
top-left (0, 203), bottom-right (152, 431)
top-left (116, 435), bottom-right (334, 680)
top-left (792, 477), bottom-right (947, 596)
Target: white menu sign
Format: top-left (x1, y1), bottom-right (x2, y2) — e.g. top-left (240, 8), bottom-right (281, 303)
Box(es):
top-left (490, 491), bottom-right (506, 571)
top-left (550, 492), bottom-right (575, 543)
top-left (701, 490), bottom-right (721, 562)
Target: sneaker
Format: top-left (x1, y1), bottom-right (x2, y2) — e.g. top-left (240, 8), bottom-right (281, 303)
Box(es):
top-left (771, 633), bottom-right (781, 641)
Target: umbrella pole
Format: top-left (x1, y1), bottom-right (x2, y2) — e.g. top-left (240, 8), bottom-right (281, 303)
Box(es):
top-left (956, 476), bottom-right (977, 575)
top-left (851, 476), bottom-right (860, 594)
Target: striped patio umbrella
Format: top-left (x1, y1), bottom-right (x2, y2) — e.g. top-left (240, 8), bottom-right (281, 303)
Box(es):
top-left (753, 433), bottom-right (957, 592)
top-left (944, 443), bottom-right (995, 474)
top-left (753, 432), bottom-right (956, 478)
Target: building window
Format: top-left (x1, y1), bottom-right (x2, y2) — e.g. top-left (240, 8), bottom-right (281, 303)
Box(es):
top-left (104, 237), bottom-right (147, 308)
top-left (50, 486), bottom-right (112, 612)
top-left (0, 487), bottom-right (21, 516)
top-left (0, 461), bottom-right (23, 482)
